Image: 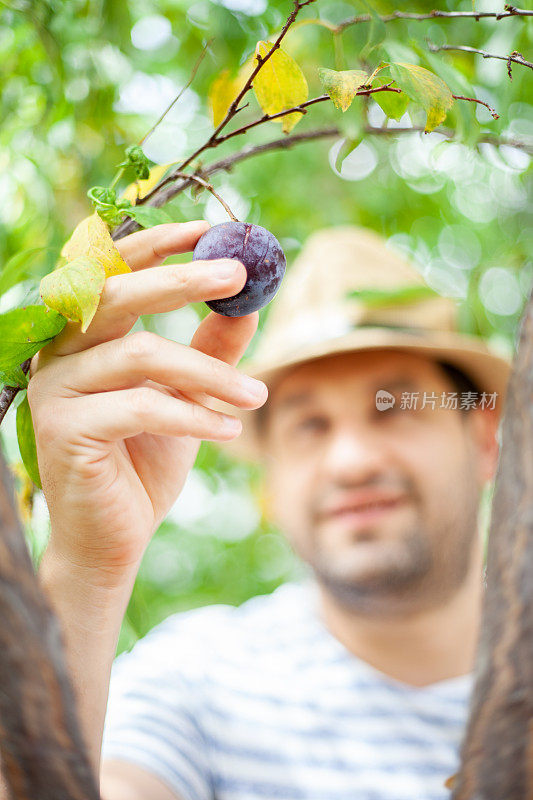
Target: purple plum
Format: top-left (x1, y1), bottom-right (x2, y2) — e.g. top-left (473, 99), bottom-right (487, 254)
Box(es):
top-left (192, 221), bottom-right (286, 317)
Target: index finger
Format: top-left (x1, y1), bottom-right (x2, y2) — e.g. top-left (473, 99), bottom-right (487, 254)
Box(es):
top-left (115, 220), bottom-right (210, 271)
top-left (34, 220), bottom-right (212, 362)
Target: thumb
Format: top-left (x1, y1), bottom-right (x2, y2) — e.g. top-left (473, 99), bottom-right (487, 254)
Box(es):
top-left (190, 310), bottom-right (259, 367)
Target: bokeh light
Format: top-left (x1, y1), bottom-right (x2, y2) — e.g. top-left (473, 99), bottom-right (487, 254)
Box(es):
top-left (131, 15), bottom-right (173, 51)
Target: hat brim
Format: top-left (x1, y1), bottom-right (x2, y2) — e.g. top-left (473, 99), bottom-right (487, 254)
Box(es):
top-left (219, 327), bottom-right (512, 462)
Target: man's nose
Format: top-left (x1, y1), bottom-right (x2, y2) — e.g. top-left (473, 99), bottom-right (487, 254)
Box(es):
top-left (321, 425), bottom-right (389, 483)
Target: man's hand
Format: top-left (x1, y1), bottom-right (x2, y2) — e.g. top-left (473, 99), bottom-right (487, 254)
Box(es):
top-left (28, 221), bottom-right (267, 585)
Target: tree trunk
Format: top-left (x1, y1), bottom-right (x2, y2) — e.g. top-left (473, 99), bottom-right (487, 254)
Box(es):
top-left (453, 287), bottom-right (533, 800)
top-left (0, 450), bottom-right (99, 800)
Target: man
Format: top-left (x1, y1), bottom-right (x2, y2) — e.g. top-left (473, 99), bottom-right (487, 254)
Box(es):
top-left (25, 222), bottom-right (510, 800)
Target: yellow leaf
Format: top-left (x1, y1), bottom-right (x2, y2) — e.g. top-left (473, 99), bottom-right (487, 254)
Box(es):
top-left (318, 68), bottom-right (369, 112)
top-left (253, 41), bottom-right (308, 134)
top-left (122, 163), bottom-right (173, 204)
top-left (40, 257), bottom-right (106, 333)
top-left (388, 63), bottom-right (454, 133)
top-left (61, 212), bottom-right (132, 277)
top-left (208, 70), bottom-right (240, 127)
top-left (208, 57), bottom-right (255, 128)
top-left (237, 55), bottom-right (255, 84)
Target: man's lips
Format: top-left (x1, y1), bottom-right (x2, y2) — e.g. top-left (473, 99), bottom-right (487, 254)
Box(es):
top-left (319, 493), bottom-right (408, 521)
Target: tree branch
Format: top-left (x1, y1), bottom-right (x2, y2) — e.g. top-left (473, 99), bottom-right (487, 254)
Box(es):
top-left (336, 6), bottom-right (533, 32)
top-left (428, 42), bottom-right (533, 72)
top-left (140, 86), bottom-right (398, 206)
top-left (363, 126), bottom-right (532, 151)
top-left (112, 127), bottom-right (340, 239)
top-left (214, 85), bottom-right (401, 146)
top-left (453, 94), bottom-right (500, 119)
top-left (111, 123), bottom-right (533, 240)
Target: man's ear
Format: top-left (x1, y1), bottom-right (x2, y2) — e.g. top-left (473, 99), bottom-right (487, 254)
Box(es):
top-left (468, 406), bottom-right (501, 485)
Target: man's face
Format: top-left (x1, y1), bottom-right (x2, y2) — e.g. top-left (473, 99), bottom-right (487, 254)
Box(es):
top-left (261, 349), bottom-right (499, 613)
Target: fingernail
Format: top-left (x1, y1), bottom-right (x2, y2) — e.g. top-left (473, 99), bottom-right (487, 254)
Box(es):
top-left (211, 260), bottom-right (242, 279)
top-left (241, 375), bottom-right (268, 399)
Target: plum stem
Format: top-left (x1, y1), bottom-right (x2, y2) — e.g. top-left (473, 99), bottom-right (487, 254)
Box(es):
top-left (173, 171), bottom-right (240, 222)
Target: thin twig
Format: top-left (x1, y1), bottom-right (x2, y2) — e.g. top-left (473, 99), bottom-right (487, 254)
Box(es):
top-left (362, 124), bottom-right (531, 150)
top-left (138, 40), bottom-right (213, 147)
top-left (174, 171), bottom-right (240, 221)
top-left (335, 6), bottom-right (533, 32)
top-left (427, 42), bottom-right (533, 71)
top-left (453, 94), bottom-right (500, 119)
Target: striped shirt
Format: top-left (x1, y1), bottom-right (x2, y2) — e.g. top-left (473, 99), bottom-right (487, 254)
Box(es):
top-left (102, 581), bottom-right (472, 800)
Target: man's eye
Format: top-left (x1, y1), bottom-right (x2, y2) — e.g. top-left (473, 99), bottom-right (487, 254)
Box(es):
top-left (295, 416), bottom-right (328, 433)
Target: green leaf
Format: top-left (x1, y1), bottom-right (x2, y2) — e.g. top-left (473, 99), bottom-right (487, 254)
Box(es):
top-left (127, 205), bottom-right (174, 228)
top-left (0, 305), bottom-right (66, 375)
top-left (253, 41), bottom-right (308, 133)
top-left (416, 46), bottom-right (479, 147)
top-left (0, 248), bottom-right (48, 297)
top-left (117, 145), bottom-right (150, 180)
top-left (335, 110), bottom-right (365, 171)
top-left (388, 62), bottom-right (454, 132)
top-left (0, 363), bottom-right (29, 389)
top-left (419, 51), bottom-right (474, 98)
top-left (347, 285), bottom-right (440, 307)
top-left (318, 67), bottom-right (369, 112)
top-left (335, 137), bottom-right (364, 171)
top-left (40, 256), bottom-right (106, 333)
top-left (372, 77), bottom-right (410, 121)
top-left (16, 393), bottom-right (41, 489)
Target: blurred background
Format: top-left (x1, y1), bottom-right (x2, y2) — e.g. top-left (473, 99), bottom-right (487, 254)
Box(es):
top-left (0, 0), bottom-right (531, 655)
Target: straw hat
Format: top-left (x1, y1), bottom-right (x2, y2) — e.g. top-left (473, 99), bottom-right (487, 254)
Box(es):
top-left (220, 225), bottom-right (512, 461)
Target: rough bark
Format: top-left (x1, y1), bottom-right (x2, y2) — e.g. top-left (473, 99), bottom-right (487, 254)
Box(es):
top-left (0, 450), bottom-right (100, 800)
top-left (453, 287), bottom-right (533, 800)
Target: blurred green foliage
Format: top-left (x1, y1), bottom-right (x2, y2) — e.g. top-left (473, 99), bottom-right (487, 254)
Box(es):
top-left (0, 0), bottom-right (531, 654)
